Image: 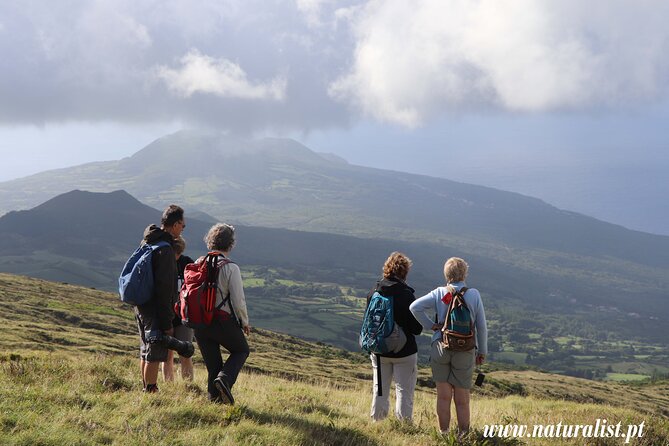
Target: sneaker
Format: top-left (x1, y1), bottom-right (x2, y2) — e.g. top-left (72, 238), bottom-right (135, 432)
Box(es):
top-left (213, 377), bottom-right (234, 405)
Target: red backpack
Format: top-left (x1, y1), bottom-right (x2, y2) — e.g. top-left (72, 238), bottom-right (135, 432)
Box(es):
top-left (175, 252), bottom-right (233, 328)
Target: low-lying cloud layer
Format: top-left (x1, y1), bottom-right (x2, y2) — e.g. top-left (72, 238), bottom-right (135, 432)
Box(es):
top-left (1, 0), bottom-right (668, 131)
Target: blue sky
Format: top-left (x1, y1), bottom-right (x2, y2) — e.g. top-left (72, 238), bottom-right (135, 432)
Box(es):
top-left (1, 1), bottom-right (668, 234)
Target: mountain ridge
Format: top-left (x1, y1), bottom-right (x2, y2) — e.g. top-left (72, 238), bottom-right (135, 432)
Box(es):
top-left (0, 131), bottom-right (668, 279)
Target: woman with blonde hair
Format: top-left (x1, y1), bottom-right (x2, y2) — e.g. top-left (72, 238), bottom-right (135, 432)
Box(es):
top-left (410, 257), bottom-right (487, 435)
top-left (366, 252), bottom-right (423, 421)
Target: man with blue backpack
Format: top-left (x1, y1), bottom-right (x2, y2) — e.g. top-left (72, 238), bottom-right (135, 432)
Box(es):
top-left (120, 204), bottom-right (192, 393)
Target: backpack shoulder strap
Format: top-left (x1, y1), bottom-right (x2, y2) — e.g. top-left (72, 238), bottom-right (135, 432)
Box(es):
top-left (212, 257), bottom-right (240, 327)
top-left (444, 290), bottom-right (458, 328)
top-left (453, 287), bottom-right (470, 307)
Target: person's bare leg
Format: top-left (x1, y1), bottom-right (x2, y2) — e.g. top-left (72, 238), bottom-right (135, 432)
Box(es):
top-left (180, 356), bottom-right (194, 381)
top-left (436, 382), bottom-right (454, 433)
top-left (163, 350), bottom-right (174, 382)
top-left (140, 359), bottom-right (146, 388)
top-left (144, 362), bottom-right (160, 389)
top-left (453, 387), bottom-right (471, 433)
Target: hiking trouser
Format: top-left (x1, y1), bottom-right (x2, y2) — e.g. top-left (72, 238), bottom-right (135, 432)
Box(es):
top-left (194, 317), bottom-right (249, 401)
top-left (370, 352), bottom-right (418, 421)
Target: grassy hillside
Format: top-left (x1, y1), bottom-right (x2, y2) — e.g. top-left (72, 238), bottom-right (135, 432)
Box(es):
top-left (1, 273), bottom-right (668, 445)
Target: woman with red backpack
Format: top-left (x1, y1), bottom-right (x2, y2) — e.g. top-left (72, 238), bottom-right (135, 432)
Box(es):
top-left (193, 223), bottom-right (251, 405)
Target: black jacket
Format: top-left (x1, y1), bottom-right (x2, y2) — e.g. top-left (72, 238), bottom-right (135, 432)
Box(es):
top-left (366, 277), bottom-right (423, 358)
top-left (141, 225), bottom-right (177, 331)
top-left (177, 255), bottom-right (195, 283)
top-left (173, 255), bottom-right (194, 327)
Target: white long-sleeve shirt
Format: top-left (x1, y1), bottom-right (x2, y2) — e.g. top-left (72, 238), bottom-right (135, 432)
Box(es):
top-left (214, 256), bottom-right (249, 328)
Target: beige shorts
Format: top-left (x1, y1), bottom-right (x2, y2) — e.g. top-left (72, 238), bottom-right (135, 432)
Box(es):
top-left (430, 341), bottom-right (476, 389)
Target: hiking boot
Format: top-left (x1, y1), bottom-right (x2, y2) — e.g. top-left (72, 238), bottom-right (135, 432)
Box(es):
top-left (213, 377), bottom-right (234, 405)
top-left (143, 383), bottom-right (159, 393)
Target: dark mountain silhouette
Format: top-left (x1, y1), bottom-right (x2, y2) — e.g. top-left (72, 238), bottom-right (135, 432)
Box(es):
top-left (0, 189), bottom-right (504, 294)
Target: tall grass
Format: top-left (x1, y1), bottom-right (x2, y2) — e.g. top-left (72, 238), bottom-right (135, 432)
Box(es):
top-left (1, 274), bottom-right (668, 445)
top-left (1, 353), bottom-right (667, 446)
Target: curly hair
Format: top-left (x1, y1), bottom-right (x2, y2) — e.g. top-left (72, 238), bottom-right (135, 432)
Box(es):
top-left (443, 257), bottom-right (468, 283)
top-left (382, 252), bottom-right (412, 281)
top-left (204, 223), bottom-right (236, 252)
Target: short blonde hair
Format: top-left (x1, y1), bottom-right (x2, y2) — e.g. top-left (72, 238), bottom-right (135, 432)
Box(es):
top-left (382, 252), bottom-right (412, 281)
top-left (444, 257), bottom-right (468, 283)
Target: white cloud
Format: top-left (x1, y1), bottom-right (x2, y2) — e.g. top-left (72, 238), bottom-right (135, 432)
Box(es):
top-left (157, 50), bottom-right (286, 101)
top-left (331, 0), bottom-right (669, 126)
top-left (3, 0), bottom-right (669, 131)
top-left (296, 0), bottom-right (331, 27)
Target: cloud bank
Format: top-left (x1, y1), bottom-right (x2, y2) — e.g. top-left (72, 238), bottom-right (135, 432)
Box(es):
top-left (1, 0), bottom-right (668, 131)
top-left (330, 0), bottom-right (669, 126)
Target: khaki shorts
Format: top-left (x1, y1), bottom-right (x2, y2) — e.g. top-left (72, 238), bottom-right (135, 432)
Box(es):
top-left (430, 341), bottom-right (475, 389)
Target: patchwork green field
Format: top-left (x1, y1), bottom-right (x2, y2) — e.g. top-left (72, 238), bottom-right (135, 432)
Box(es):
top-left (241, 267), bottom-right (669, 383)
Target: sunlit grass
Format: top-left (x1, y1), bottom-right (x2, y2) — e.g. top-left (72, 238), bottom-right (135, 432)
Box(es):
top-left (1, 272), bottom-right (668, 445)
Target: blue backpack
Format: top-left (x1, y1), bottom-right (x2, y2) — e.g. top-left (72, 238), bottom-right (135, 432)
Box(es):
top-left (118, 241), bottom-right (170, 306)
top-left (359, 291), bottom-right (407, 355)
top-left (441, 286), bottom-right (476, 351)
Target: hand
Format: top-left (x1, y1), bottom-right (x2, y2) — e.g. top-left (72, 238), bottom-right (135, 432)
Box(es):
top-left (243, 325), bottom-right (251, 335)
top-left (431, 323), bottom-right (443, 332)
top-left (476, 354), bottom-right (485, 365)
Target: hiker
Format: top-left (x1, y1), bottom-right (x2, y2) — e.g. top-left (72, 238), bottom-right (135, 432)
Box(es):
top-left (134, 205), bottom-right (186, 393)
top-left (162, 235), bottom-right (195, 381)
top-left (366, 252), bottom-right (423, 421)
top-left (194, 223), bottom-right (250, 404)
top-left (410, 257), bottom-right (487, 434)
